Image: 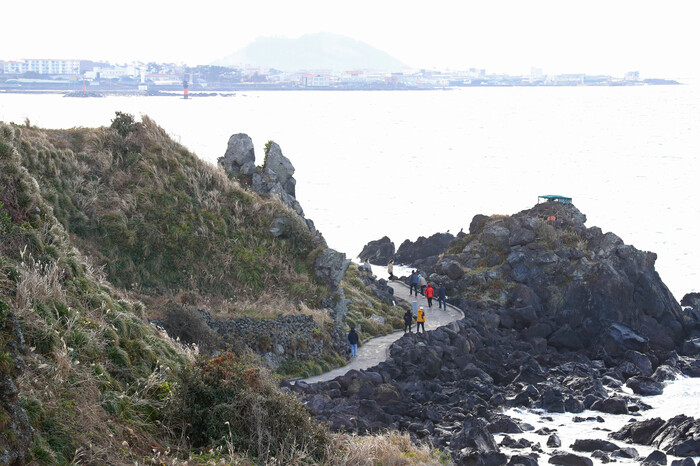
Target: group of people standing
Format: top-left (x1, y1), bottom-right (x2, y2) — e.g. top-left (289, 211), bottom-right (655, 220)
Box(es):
top-left (403, 306), bottom-right (426, 334)
top-left (349, 260), bottom-right (452, 355)
top-left (408, 270), bottom-right (447, 310)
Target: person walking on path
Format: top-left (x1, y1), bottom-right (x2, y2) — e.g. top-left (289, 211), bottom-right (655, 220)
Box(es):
top-left (403, 308), bottom-right (414, 333)
top-left (437, 284), bottom-right (447, 310)
top-left (409, 270), bottom-right (419, 296)
top-left (387, 259), bottom-right (395, 280)
top-left (416, 306), bottom-right (425, 334)
top-left (347, 326), bottom-right (359, 357)
top-left (425, 283), bottom-right (435, 308)
top-left (419, 274), bottom-right (427, 295)
top-left (360, 259), bottom-right (373, 274)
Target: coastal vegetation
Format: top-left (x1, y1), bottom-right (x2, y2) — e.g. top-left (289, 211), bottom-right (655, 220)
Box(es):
top-left (1, 116), bottom-right (450, 464)
top-left (15, 115), bottom-right (322, 305)
top-left (343, 263), bottom-right (406, 336)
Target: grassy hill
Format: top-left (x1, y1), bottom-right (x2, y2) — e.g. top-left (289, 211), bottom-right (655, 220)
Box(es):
top-left (1, 117), bottom-right (448, 464)
top-left (13, 114), bottom-right (324, 307)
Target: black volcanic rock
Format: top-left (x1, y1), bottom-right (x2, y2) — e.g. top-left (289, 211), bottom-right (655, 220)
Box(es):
top-left (613, 415), bottom-right (700, 457)
top-left (451, 415), bottom-right (507, 465)
top-left (611, 417), bottom-right (666, 445)
top-left (430, 202), bottom-right (698, 360)
top-left (358, 236), bottom-right (395, 265)
top-left (643, 449), bottom-right (668, 465)
top-left (547, 433), bottom-right (562, 447)
top-left (590, 397), bottom-right (628, 415)
top-left (394, 232), bottom-right (454, 266)
top-left (680, 292), bottom-right (700, 328)
top-left (626, 376), bottom-right (664, 396)
top-left (297, 203), bottom-right (700, 463)
top-left (549, 452), bottom-right (593, 465)
top-left (571, 439), bottom-right (619, 452)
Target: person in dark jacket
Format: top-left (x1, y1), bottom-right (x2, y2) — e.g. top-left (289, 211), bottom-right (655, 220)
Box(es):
top-left (403, 309), bottom-right (413, 333)
top-left (409, 270), bottom-right (419, 296)
top-left (437, 284), bottom-right (447, 310)
top-left (425, 283), bottom-right (435, 308)
top-left (347, 326), bottom-right (359, 357)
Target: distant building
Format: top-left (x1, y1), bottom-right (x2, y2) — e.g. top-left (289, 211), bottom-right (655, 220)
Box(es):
top-left (146, 73), bottom-right (182, 86)
top-left (95, 67), bottom-right (128, 80)
top-left (300, 74), bottom-right (331, 87)
top-left (1, 61), bottom-right (26, 74)
top-left (2, 58), bottom-right (82, 75)
top-left (466, 68), bottom-right (486, 78)
top-left (550, 74), bottom-right (585, 85)
top-left (625, 71), bottom-right (640, 82)
top-left (530, 67), bottom-right (544, 84)
top-left (4, 59), bottom-right (81, 76)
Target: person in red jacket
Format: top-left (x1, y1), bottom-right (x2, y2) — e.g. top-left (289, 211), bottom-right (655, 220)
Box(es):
top-left (425, 283), bottom-right (435, 308)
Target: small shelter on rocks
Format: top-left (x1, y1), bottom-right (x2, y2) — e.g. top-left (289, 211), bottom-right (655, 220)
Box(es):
top-left (538, 195), bottom-right (572, 222)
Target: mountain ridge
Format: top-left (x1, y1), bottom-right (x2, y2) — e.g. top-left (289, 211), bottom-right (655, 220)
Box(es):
top-left (213, 32), bottom-right (407, 71)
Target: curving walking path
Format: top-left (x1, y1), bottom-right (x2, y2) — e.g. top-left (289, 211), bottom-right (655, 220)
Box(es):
top-left (300, 280), bottom-right (463, 384)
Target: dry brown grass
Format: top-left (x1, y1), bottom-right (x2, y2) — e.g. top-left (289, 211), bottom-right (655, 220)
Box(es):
top-left (140, 430), bottom-right (451, 465)
top-left (327, 431), bottom-right (451, 465)
top-left (211, 293), bottom-right (331, 328)
top-left (15, 247), bottom-right (66, 311)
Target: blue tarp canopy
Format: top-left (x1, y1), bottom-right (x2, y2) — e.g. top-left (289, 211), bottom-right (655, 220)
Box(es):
top-left (538, 195), bottom-right (572, 204)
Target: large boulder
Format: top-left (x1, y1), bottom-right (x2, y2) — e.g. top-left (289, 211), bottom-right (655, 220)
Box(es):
top-left (626, 376), bottom-right (664, 396)
top-left (549, 452), bottom-right (593, 466)
top-left (571, 439), bottom-right (620, 452)
top-left (613, 415), bottom-right (700, 457)
top-left (358, 236), bottom-right (395, 265)
top-left (437, 259), bottom-right (465, 280)
top-left (218, 133), bottom-right (257, 176)
top-left (394, 232), bottom-right (454, 266)
top-left (590, 396), bottom-right (628, 415)
top-left (263, 141), bottom-right (296, 197)
top-left (611, 417), bottom-right (666, 445)
top-left (450, 415), bottom-right (507, 465)
top-left (314, 248), bottom-right (350, 292)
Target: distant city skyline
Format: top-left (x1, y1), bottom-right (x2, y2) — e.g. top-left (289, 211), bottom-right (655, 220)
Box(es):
top-left (3, 0), bottom-right (699, 79)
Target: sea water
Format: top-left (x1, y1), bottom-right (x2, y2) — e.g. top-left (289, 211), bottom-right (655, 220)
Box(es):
top-left (1, 85), bottom-right (698, 300)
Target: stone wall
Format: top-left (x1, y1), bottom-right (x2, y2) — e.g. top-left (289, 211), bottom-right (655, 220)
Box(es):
top-left (198, 310), bottom-right (345, 370)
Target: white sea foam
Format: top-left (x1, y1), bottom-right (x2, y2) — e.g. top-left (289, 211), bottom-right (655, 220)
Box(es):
top-left (501, 376), bottom-right (700, 464)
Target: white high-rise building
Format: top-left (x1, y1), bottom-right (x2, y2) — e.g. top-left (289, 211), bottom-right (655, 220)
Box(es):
top-left (2, 59), bottom-right (80, 75)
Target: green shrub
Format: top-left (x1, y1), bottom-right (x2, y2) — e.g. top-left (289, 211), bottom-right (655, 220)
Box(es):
top-left (169, 352), bottom-right (331, 462)
top-left (110, 111), bottom-right (138, 137)
top-left (28, 328), bottom-right (59, 356)
top-left (0, 141), bottom-right (13, 159)
top-left (263, 139), bottom-right (274, 168)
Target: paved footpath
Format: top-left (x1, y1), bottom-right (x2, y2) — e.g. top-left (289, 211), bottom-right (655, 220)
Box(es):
top-left (300, 281), bottom-right (462, 384)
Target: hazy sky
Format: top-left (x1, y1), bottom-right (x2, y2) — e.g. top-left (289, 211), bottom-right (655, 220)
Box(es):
top-left (3, 0), bottom-right (698, 78)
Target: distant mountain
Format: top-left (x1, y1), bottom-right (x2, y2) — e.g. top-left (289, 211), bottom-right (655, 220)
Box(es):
top-left (213, 32), bottom-right (407, 72)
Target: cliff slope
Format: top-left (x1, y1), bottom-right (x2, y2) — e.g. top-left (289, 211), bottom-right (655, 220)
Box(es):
top-left (1, 119), bottom-right (443, 464)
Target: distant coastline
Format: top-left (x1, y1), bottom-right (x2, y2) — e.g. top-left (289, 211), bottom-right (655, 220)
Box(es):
top-left (0, 77), bottom-right (682, 97)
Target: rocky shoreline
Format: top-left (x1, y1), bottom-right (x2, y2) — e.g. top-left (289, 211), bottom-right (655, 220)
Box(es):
top-left (295, 203), bottom-right (700, 464)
